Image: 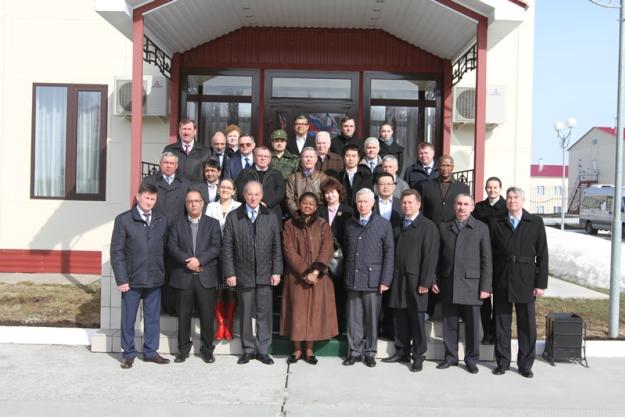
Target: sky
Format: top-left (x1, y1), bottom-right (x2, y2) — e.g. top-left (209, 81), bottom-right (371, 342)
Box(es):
top-left (532, 0), bottom-right (620, 165)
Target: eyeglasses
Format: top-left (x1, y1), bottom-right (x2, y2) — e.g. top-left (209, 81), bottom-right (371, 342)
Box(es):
top-left (239, 143), bottom-right (253, 148)
top-left (186, 199), bottom-right (203, 205)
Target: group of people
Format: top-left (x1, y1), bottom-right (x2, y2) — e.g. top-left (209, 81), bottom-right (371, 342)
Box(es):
top-left (110, 115), bottom-right (548, 379)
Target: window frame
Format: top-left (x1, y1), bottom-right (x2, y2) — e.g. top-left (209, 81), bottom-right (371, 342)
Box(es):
top-left (30, 83), bottom-right (108, 201)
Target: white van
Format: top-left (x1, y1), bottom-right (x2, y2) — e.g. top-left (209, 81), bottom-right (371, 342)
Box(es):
top-left (579, 185), bottom-right (625, 234)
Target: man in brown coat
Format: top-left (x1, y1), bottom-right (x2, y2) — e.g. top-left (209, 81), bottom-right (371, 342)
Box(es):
top-left (315, 131), bottom-right (344, 178)
top-left (286, 147), bottom-right (328, 216)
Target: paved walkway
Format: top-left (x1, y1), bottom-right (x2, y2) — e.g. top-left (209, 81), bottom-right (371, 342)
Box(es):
top-left (546, 277), bottom-right (609, 299)
top-left (0, 344), bottom-right (622, 417)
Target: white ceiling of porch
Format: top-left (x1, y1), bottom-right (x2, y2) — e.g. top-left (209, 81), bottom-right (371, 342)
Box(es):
top-left (97, 0), bottom-right (527, 60)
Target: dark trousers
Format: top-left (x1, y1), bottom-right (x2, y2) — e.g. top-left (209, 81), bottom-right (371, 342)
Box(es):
top-left (346, 290), bottom-right (381, 358)
top-left (494, 296), bottom-right (537, 371)
top-left (392, 307), bottom-right (427, 362)
top-left (237, 285), bottom-right (273, 355)
top-left (480, 297), bottom-right (495, 338)
top-left (121, 286), bottom-right (161, 360)
top-left (441, 303), bottom-right (480, 366)
top-left (176, 277), bottom-right (217, 356)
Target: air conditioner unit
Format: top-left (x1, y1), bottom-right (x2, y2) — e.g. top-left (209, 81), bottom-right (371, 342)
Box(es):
top-left (452, 85), bottom-right (506, 125)
top-left (114, 75), bottom-right (169, 116)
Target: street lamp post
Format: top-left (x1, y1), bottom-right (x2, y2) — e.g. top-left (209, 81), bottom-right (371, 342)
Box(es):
top-left (590, 0), bottom-right (623, 339)
top-left (554, 118), bottom-right (576, 230)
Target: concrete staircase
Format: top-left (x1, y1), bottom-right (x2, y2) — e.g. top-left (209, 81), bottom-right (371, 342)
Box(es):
top-left (91, 312), bottom-right (504, 361)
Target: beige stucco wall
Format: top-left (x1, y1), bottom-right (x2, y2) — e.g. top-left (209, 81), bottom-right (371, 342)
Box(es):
top-left (0, 0), bottom-right (534, 253)
top-left (0, 0), bottom-right (170, 251)
top-left (451, 3), bottom-right (534, 195)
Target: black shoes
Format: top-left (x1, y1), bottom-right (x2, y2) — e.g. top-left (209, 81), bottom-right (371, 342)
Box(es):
top-left (143, 354), bottom-right (170, 364)
top-left (287, 354), bottom-right (301, 364)
top-left (363, 356), bottom-right (376, 368)
top-left (256, 354), bottom-right (275, 365)
top-left (303, 355), bottom-right (318, 365)
top-left (120, 357), bottom-right (134, 369)
top-left (174, 353), bottom-right (188, 363)
top-left (466, 363), bottom-right (479, 374)
top-left (201, 352), bottom-right (215, 363)
top-left (342, 355), bottom-right (361, 366)
top-left (492, 365), bottom-right (509, 375)
top-left (381, 353), bottom-right (411, 364)
top-left (410, 360), bottom-right (423, 372)
top-left (237, 353), bottom-right (255, 364)
top-left (520, 369), bottom-right (534, 378)
top-left (436, 361), bottom-right (457, 369)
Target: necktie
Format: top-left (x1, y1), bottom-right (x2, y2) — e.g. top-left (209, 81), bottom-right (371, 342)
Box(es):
top-left (245, 158), bottom-right (251, 169)
top-left (250, 210), bottom-right (256, 223)
top-left (184, 144), bottom-right (190, 156)
top-left (304, 170), bottom-right (311, 178)
top-left (143, 212), bottom-right (151, 226)
top-left (511, 218), bottom-right (519, 230)
top-left (403, 218), bottom-right (412, 230)
top-left (166, 176), bottom-right (172, 185)
top-left (369, 161), bottom-right (375, 172)
top-left (425, 166), bottom-right (431, 175)
top-left (360, 218), bottom-right (367, 227)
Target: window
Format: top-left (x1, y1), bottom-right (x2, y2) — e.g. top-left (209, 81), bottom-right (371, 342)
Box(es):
top-left (183, 71), bottom-right (258, 144)
top-left (536, 206), bottom-right (545, 214)
top-left (554, 186), bottom-right (563, 196)
top-left (536, 186), bottom-right (545, 195)
top-left (554, 206), bottom-right (562, 214)
top-left (31, 83), bottom-right (107, 200)
top-left (365, 73), bottom-right (441, 171)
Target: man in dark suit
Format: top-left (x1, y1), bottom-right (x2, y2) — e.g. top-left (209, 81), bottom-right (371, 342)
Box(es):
top-left (222, 181), bottom-right (283, 365)
top-left (110, 183), bottom-right (170, 369)
top-left (141, 152), bottom-right (190, 316)
top-left (141, 152), bottom-right (190, 225)
top-left (404, 142), bottom-right (439, 189)
top-left (419, 155), bottom-right (470, 225)
top-left (490, 187), bottom-right (548, 378)
top-left (331, 115), bottom-right (363, 155)
top-left (287, 115), bottom-right (315, 155)
top-left (384, 189), bottom-right (439, 372)
top-left (342, 188), bottom-right (394, 368)
top-left (168, 189), bottom-right (222, 364)
top-left (338, 144), bottom-right (373, 208)
top-left (236, 146), bottom-right (286, 221)
top-left (198, 159), bottom-right (221, 205)
top-left (473, 176), bottom-right (507, 344)
top-left (208, 131), bottom-right (229, 175)
top-left (223, 134), bottom-right (255, 181)
top-left (162, 119), bottom-right (211, 182)
top-left (434, 194), bottom-right (492, 374)
top-left (419, 155), bottom-right (470, 318)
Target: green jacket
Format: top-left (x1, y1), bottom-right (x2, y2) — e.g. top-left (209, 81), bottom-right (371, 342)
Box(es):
top-left (270, 151), bottom-right (300, 180)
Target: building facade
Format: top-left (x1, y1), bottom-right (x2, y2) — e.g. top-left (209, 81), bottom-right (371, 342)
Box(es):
top-left (0, 0), bottom-right (534, 347)
top-left (528, 163), bottom-right (568, 214)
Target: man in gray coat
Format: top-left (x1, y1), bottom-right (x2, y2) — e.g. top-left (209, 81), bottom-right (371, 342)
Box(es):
top-left (222, 181), bottom-right (283, 365)
top-left (433, 194), bottom-right (492, 374)
top-left (342, 188), bottom-right (394, 367)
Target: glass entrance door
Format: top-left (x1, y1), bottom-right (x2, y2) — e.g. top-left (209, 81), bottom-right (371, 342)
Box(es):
top-left (264, 70), bottom-right (358, 142)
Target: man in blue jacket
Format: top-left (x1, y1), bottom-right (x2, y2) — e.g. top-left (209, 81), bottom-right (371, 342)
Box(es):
top-left (110, 183), bottom-right (170, 369)
top-left (342, 188), bottom-right (394, 367)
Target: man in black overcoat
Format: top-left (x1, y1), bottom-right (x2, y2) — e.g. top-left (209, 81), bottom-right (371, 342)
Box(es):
top-left (384, 189), bottom-right (439, 372)
top-left (490, 187), bottom-right (548, 378)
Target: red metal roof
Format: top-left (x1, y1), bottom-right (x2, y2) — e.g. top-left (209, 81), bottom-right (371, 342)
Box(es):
top-left (530, 164), bottom-right (568, 177)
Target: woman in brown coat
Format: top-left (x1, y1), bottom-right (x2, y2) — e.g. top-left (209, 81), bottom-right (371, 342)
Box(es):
top-left (280, 192), bottom-right (338, 364)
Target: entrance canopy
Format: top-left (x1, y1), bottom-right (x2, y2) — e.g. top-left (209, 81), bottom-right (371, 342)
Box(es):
top-left (96, 0), bottom-right (527, 61)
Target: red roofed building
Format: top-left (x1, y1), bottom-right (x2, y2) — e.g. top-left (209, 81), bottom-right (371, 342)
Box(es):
top-left (529, 162), bottom-right (568, 214)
